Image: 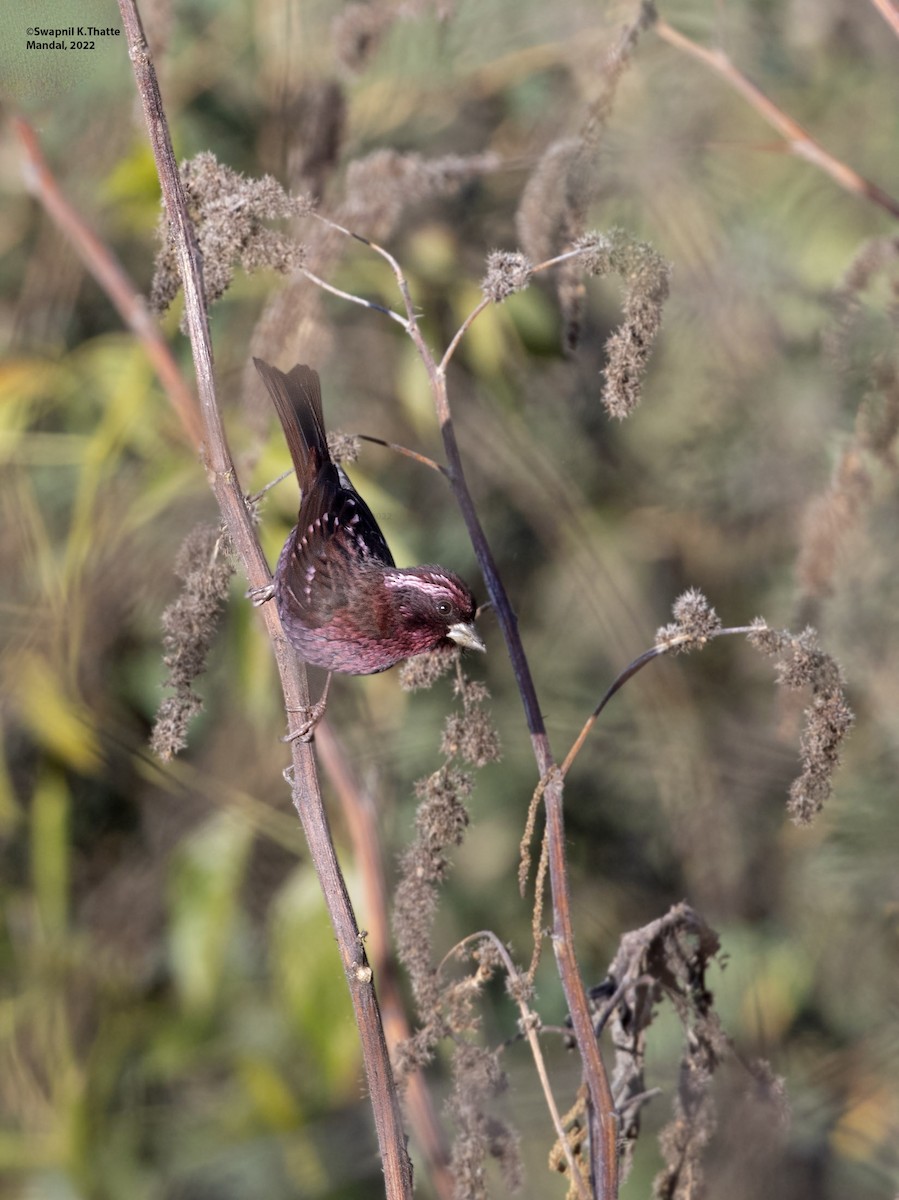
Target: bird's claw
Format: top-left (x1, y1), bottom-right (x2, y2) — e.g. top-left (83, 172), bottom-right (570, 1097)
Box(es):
top-left (281, 676), bottom-right (332, 743)
top-left (248, 583), bottom-right (275, 607)
top-left (281, 701), bottom-right (326, 743)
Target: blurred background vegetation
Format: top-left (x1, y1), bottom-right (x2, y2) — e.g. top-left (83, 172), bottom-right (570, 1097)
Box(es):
top-left (2, 0), bottom-right (899, 1196)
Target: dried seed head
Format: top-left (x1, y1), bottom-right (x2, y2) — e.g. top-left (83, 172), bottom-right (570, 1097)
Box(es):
top-left (342, 149), bottom-right (498, 242)
top-left (573, 230), bottom-right (671, 419)
top-left (398, 647), bottom-right (458, 691)
top-left (150, 524), bottom-right (234, 760)
top-left (441, 675), bottom-right (501, 767)
top-left (748, 619), bottom-right (854, 824)
top-left (326, 429), bottom-right (360, 466)
top-left (481, 250), bottom-right (534, 302)
top-left (150, 153), bottom-right (309, 316)
top-left (655, 588), bottom-right (722, 653)
top-left (414, 765), bottom-right (473, 849)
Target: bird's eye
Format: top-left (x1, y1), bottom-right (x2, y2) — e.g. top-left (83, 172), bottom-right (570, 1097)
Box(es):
top-left (436, 600), bottom-right (452, 618)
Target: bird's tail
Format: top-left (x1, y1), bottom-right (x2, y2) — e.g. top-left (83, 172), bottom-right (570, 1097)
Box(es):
top-left (253, 358), bottom-right (331, 494)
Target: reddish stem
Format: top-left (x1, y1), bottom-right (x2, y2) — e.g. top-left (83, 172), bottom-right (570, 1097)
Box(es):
top-left (11, 116), bottom-right (204, 450)
top-left (654, 16), bottom-right (899, 222)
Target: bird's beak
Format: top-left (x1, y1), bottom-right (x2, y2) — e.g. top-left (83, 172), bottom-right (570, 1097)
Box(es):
top-left (447, 622), bottom-right (486, 653)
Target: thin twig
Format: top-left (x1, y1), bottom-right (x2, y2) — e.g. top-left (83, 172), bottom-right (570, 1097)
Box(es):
top-left (245, 468), bottom-right (293, 506)
top-left (560, 646), bottom-right (667, 779)
top-left (440, 297), bottom-right (492, 372)
top-left (301, 267), bottom-right (411, 330)
top-left (533, 248), bottom-right (592, 274)
top-left (869, 0), bottom-right (899, 39)
top-left (440, 248), bottom-right (589, 373)
top-left (559, 626), bottom-right (757, 780)
top-left (654, 16), bottom-right (899, 221)
top-left (616, 1087), bottom-right (663, 1114)
top-left (114, 3), bottom-right (413, 1196)
top-left (447, 932), bottom-right (593, 1200)
top-left (11, 116), bottom-right (204, 450)
top-left (357, 434), bottom-right (449, 476)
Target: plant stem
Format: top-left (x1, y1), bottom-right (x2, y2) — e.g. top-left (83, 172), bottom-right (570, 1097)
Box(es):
top-left (360, 234), bottom-right (620, 1198)
top-left (654, 15), bottom-right (899, 222)
top-left (115, 2), bottom-right (413, 1194)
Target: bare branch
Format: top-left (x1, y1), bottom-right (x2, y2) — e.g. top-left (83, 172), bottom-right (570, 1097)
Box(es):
top-left (357, 433), bottom-right (449, 476)
top-left (11, 116), bottom-right (204, 450)
top-left (115, 2), bottom-right (413, 1195)
top-left (300, 266), bottom-right (411, 330)
top-left (869, 0), bottom-right (899, 39)
top-left (654, 16), bottom-right (899, 221)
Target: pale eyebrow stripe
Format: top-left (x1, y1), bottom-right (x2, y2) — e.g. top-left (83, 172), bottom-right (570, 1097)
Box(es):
top-left (382, 573), bottom-right (453, 598)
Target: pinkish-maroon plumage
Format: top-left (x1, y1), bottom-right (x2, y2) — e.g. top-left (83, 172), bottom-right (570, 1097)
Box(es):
top-left (254, 358), bottom-right (484, 674)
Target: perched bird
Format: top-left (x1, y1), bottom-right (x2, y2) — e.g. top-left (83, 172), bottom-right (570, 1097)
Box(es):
top-left (252, 358), bottom-right (485, 677)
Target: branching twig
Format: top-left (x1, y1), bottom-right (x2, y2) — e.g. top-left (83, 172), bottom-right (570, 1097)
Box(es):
top-left (325, 224), bottom-right (620, 1197)
top-left (654, 15), bottom-right (899, 222)
top-left (293, 202), bottom-right (619, 1194)
top-left (300, 265), bottom-right (411, 330)
top-left (447, 932), bottom-right (592, 1200)
top-left (440, 247), bottom-right (586, 372)
top-left (440, 296), bottom-right (492, 372)
top-left (547, 591), bottom-right (852, 831)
